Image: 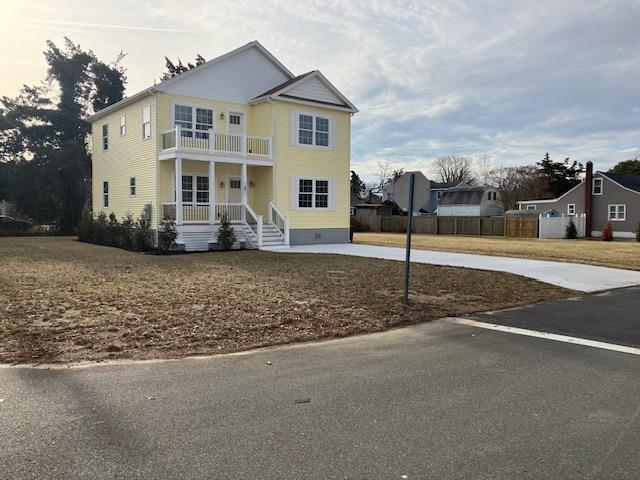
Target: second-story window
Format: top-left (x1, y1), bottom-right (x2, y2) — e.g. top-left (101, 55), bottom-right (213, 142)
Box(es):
top-left (120, 115), bottom-right (126, 136)
top-left (102, 124), bottom-right (108, 150)
top-left (297, 113), bottom-right (330, 147)
top-left (174, 104), bottom-right (213, 139)
top-left (593, 177), bottom-right (603, 195)
top-left (142, 106), bottom-right (151, 139)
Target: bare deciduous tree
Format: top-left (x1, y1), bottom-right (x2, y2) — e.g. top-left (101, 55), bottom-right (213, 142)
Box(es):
top-left (475, 153), bottom-right (494, 185)
top-left (434, 155), bottom-right (475, 184)
top-left (488, 165), bottom-right (550, 211)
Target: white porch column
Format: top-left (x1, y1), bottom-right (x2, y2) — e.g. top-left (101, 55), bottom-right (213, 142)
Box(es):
top-left (209, 160), bottom-right (216, 225)
top-left (175, 156), bottom-right (183, 225)
top-left (241, 162), bottom-right (248, 222)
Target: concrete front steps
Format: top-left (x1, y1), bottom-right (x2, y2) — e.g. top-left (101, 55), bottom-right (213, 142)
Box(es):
top-left (260, 223), bottom-right (286, 247)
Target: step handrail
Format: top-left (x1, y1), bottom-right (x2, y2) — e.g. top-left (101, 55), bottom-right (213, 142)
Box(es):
top-left (243, 203), bottom-right (263, 248)
top-left (268, 202), bottom-right (290, 246)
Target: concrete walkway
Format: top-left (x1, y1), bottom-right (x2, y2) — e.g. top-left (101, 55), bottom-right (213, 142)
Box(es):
top-left (263, 243), bottom-right (640, 292)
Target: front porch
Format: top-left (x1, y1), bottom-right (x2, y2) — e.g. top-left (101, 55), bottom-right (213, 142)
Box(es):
top-left (159, 157), bottom-right (289, 251)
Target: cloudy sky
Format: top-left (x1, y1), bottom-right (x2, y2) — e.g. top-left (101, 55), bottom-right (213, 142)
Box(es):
top-left (1, 0), bottom-right (639, 179)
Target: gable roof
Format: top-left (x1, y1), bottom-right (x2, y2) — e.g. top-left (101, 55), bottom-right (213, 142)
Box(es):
top-left (439, 186), bottom-right (490, 206)
top-left (85, 41), bottom-right (294, 123)
top-left (430, 180), bottom-right (465, 190)
top-left (249, 70), bottom-right (358, 113)
top-left (601, 172), bottom-right (640, 193)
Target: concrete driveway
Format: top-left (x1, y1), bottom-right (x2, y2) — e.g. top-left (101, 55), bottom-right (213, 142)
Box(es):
top-left (3, 288), bottom-right (640, 479)
top-left (264, 243), bottom-right (640, 292)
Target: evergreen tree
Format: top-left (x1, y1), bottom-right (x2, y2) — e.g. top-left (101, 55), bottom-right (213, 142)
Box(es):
top-left (609, 158), bottom-right (640, 176)
top-left (350, 170), bottom-right (366, 203)
top-left (160, 54), bottom-right (206, 81)
top-left (536, 153), bottom-right (583, 197)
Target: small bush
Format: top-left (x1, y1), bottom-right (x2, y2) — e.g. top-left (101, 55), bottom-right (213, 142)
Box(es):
top-left (601, 220), bottom-right (613, 241)
top-left (565, 218), bottom-right (578, 239)
top-left (78, 210), bottom-right (95, 243)
top-left (106, 213), bottom-right (120, 246)
top-left (133, 216), bottom-right (153, 251)
top-left (217, 215), bottom-right (236, 250)
top-left (157, 217), bottom-right (178, 254)
top-left (94, 212), bottom-right (108, 245)
top-left (120, 214), bottom-right (135, 250)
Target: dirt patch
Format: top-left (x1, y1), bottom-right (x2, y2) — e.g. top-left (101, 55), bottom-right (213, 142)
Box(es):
top-left (0, 236), bottom-right (573, 364)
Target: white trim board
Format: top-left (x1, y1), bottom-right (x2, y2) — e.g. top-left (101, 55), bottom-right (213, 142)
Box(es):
top-left (445, 318), bottom-right (640, 357)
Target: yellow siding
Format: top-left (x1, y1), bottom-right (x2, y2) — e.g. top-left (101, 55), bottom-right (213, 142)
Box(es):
top-left (272, 101), bottom-right (351, 229)
top-left (91, 94), bottom-right (158, 227)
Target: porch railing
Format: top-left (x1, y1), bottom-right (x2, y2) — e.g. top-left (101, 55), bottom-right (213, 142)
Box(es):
top-left (161, 125), bottom-right (272, 159)
top-left (215, 203), bottom-right (243, 222)
top-left (268, 201), bottom-right (290, 246)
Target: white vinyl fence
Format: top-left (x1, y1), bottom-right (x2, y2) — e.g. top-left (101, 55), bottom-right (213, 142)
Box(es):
top-left (539, 213), bottom-right (586, 239)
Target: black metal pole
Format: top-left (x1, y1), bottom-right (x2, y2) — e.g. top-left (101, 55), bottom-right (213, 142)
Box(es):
top-left (403, 173), bottom-right (415, 303)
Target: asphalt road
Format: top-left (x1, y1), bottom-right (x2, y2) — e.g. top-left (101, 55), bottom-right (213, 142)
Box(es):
top-left (2, 288), bottom-right (640, 479)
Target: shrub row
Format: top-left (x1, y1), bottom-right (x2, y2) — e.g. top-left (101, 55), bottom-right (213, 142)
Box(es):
top-left (78, 211), bottom-right (178, 253)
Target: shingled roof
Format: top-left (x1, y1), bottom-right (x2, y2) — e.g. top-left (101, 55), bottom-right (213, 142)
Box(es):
top-left (602, 172), bottom-right (640, 193)
top-left (439, 186), bottom-right (488, 206)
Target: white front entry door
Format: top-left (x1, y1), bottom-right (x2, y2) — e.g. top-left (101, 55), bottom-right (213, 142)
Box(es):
top-left (226, 175), bottom-right (242, 203)
top-left (227, 112), bottom-right (245, 136)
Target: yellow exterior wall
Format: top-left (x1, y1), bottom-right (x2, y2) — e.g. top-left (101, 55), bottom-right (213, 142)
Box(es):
top-left (272, 100), bottom-right (351, 230)
top-left (91, 94), bottom-right (158, 227)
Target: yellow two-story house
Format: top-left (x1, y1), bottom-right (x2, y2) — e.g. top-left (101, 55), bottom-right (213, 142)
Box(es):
top-left (87, 41), bottom-right (357, 251)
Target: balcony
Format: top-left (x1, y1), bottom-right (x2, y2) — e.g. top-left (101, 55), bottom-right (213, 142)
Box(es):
top-left (161, 125), bottom-right (272, 160)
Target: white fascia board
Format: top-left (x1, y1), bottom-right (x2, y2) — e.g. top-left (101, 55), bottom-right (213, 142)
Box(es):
top-left (269, 95), bottom-right (357, 113)
top-left (155, 40), bottom-right (294, 93)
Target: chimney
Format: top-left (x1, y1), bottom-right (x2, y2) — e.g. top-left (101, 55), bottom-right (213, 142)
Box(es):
top-left (585, 161), bottom-right (593, 237)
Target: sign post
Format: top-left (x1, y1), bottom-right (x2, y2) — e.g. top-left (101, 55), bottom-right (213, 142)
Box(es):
top-left (403, 173), bottom-right (415, 303)
top-left (393, 171), bottom-right (427, 304)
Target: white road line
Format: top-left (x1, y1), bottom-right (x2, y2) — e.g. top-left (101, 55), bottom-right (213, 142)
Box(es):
top-left (446, 317), bottom-right (640, 356)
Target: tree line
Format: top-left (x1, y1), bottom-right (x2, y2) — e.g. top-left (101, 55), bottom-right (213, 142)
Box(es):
top-left (0, 37), bottom-right (204, 233)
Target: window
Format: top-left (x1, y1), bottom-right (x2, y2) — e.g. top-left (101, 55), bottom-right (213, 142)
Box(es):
top-left (526, 205), bottom-right (536, 211)
top-left (142, 106), bottom-right (151, 139)
top-left (196, 176), bottom-right (209, 203)
top-left (102, 124), bottom-right (108, 150)
top-left (182, 175), bottom-right (193, 203)
top-left (229, 113), bottom-right (241, 125)
top-left (593, 178), bottom-right (603, 195)
top-left (296, 178), bottom-right (331, 209)
top-left (103, 181), bottom-right (109, 208)
top-left (229, 178), bottom-right (241, 189)
top-left (120, 115), bottom-right (126, 136)
top-left (567, 204), bottom-right (575, 215)
top-left (436, 191), bottom-right (443, 199)
top-left (129, 177), bottom-right (136, 197)
top-left (297, 113), bottom-right (330, 147)
top-left (180, 175), bottom-right (209, 204)
top-left (174, 104), bottom-right (213, 139)
top-left (608, 204), bottom-right (626, 221)
top-left (487, 191), bottom-right (497, 201)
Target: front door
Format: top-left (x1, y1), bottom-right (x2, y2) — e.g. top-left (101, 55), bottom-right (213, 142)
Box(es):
top-left (227, 112), bottom-right (245, 136)
top-left (226, 175), bottom-right (242, 203)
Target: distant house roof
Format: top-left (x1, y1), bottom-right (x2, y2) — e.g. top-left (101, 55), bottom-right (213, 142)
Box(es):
top-left (601, 172), bottom-right (640, 193)
top-left (439, 186), bottom-right (490, 206)
top-left (430, 180), bottom-right (463, 190)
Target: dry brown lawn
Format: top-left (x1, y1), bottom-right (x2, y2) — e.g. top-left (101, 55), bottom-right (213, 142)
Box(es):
top-left (355, 232), bottom-right (640, 271)
top-left (1, 236), bottom-right (572, 364)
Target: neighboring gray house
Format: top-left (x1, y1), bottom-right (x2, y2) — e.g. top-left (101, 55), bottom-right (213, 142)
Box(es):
top-left (517, 162), bottom-right (640, 238)
top-left (390, 171), bottom-right (466, 213)
top-left (437, 186), bottom-right (503, 217)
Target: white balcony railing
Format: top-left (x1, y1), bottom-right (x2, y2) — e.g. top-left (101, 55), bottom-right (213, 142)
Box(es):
top-left (162, 202), bottom-right (246, 223)
top-left (161, 125), bottom-right (272, 160)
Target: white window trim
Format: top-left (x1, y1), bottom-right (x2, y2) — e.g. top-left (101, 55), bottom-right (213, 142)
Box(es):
top-left (120, 114), bottom-right (126, 136)
top-left (608, 204), bottom-right (626, 221)
top-left (291, 176), bottom-right (334, 211)
top-left (171, 101), bottom-right (215, 138)
top-left (294, 111), bottom-right (333, 149)
top-left (142, 105), bottom-right (151, 140)
top-left (593, 177), bottom-right (603, 195)
top-left (526, 205), bottom-right (537, 211)
top-left (567, 203), bottom-right (576, 215)
top-left (102, 123), bottom-right (109, 151)
top-left (129, 176), bottom-right (136, 197)
top-left (225, 109), bottom-right (247, 134)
